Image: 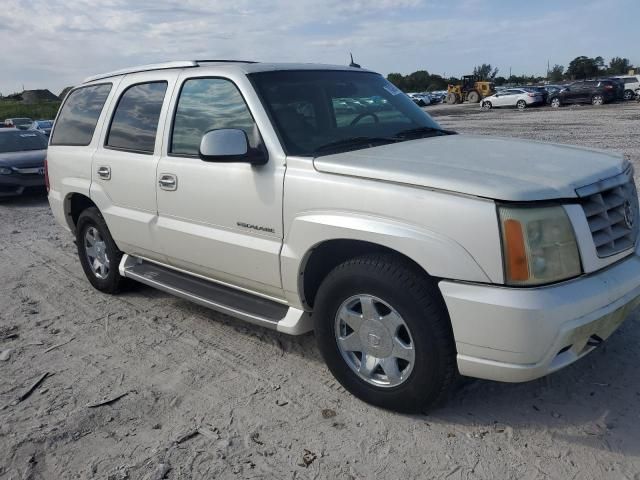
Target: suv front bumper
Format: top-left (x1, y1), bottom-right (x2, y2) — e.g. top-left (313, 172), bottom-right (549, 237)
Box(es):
top-left (439, 247), bottom-right (640, 382)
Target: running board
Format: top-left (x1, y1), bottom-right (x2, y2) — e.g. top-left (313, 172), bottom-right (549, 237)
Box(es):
top-left (119, 254), bottom-right (312, 335)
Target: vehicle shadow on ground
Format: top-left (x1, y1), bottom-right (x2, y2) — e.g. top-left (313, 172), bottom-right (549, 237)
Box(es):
top-left (428, 309), bottom-right (640, 455)
top-left (122, 275), bottom-right (640, 456)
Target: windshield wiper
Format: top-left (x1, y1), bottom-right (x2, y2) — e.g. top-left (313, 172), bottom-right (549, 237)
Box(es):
top-left (313, 136), bottom-right (400, 154)
top-left (393, 126), bottom-right (456, 139)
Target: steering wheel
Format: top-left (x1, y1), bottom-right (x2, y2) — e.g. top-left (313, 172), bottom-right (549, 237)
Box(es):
top-left (350, 112), bottom-right (379, 126)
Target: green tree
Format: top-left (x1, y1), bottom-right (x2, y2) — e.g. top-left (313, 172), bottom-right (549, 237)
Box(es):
top-left (473, 64), bottom-right (499, 80)
top-left (548, 64), bottom-right (564, 82)
top-left (608, 57), bottom-right (632, 75)
top-left (566, 56), bottom-right (603, 79)
top-left (386, 73), bottom-right (406, 91)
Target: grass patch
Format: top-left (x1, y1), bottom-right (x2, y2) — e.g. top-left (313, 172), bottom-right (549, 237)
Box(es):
top-left (0, 101), bottom-right (61, 121)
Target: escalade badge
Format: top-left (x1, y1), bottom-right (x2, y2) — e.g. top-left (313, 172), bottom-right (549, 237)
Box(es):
top-left (623, 200), bottom-right (634, 229)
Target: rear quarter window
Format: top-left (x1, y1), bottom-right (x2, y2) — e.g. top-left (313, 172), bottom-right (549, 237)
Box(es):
top-left (50, 84), bottom-right (112, 146)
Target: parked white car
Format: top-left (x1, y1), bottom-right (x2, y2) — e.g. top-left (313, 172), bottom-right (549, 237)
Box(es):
top-left (47, 61), bottom-right (640, 412)
top-left (407, 92), bottom-right (432, 106)
top-left (615, 74), bottom-right (640, 100)
top-left (481, 88), bottom-right (543, 109)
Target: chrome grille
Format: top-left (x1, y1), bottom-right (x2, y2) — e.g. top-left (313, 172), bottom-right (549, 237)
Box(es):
top-left (577, 169), bottom-right (639, 257)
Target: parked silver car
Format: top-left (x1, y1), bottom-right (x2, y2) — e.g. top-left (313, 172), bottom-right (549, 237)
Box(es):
top-left (29, 120), bottom-right (54, 136)
top-left (481, 88), bottom-right (543, 110)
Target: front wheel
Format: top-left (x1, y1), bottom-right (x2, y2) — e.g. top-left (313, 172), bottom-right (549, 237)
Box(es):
top-left (482, 101), bottom-right (492, 110)
top-left (591, 94), bottom-right (604, 106)
top-left (467, 91), bottom-right (480, 103)
top-left (516, 99), bottom-right (527, 110)
top-left (313, 254), bottom-right (456, 412)
top-left (550, 97), bottom-right (561, 108)
top-left (76, 207), bottom-right (127, 294)
top-left (623, 90), bottom-right (634, 101)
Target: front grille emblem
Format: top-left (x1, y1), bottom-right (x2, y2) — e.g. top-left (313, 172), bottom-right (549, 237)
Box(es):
top-left (623, 200), bottom-right (635, 230)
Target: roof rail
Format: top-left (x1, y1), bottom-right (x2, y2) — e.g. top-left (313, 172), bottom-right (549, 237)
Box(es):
top-left (83, 61), bottom-right (198, 83)
top-left (83, 59), bottom-right (259, 84)
top-left (195, 59), bottom-right (258, 64)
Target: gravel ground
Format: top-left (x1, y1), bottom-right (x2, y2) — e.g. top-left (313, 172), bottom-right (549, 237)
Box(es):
top-left (1, 101), bottom-right (640, 480)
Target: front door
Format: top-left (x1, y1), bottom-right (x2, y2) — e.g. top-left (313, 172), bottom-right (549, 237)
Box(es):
top-left (155, 75), bottom-right (285, 298)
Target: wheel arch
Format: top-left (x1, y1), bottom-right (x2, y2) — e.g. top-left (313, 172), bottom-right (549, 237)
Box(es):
top-left (299, 239), bottom-right (429, 309)
top-left (281, 213), bottom-right (494, 309)
top-left (64, 192), bottom-right (98, 234)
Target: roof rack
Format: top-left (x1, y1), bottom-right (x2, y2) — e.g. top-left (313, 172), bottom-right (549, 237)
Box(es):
top-left (83, 59), bottom-right (257, 84)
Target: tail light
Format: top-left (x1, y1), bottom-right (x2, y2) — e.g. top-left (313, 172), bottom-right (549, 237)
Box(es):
top-left (44, 155), bottom-right (50, 193)
top-left (604, 85), bottom-right (613, 90)
top-left (527, 93), bottom-right (536, 97)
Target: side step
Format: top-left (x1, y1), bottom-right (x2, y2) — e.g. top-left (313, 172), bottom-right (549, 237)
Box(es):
top-left (119, 255), bottom-right (312, 335)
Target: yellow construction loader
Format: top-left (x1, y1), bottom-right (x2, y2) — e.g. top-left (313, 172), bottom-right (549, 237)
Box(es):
top-left (446, 75), bottom-right (495, 104)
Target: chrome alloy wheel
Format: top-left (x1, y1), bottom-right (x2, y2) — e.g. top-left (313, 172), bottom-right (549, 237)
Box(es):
top-left (334, 294), bottom-right (415, 388)
top-left (84, 226), bottom-right (110, 279)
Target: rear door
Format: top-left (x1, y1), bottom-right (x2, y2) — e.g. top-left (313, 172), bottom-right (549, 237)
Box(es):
top-left (155, 72), bottom-right (285, 298)
top-left (90, 71), bottom-right (179, 261)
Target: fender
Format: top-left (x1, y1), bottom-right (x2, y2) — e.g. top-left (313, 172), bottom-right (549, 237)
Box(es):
top-left (281, 211), bottom-right (493, 307)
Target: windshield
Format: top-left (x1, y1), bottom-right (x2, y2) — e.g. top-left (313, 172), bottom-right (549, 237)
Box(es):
top-left (250, 70), bottom-right (446, 156)
top-left (0, 131), bottom-right (48, 153)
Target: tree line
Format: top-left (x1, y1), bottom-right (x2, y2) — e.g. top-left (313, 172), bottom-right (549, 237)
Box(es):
top-left (387, 56), bottom-right (635, 92)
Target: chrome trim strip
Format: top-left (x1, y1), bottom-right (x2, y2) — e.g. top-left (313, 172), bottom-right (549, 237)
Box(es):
top-left (575, 166), bottom-right (633, 198)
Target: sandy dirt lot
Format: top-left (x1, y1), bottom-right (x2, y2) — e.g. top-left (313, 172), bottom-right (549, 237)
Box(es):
top-left (1, 102), bottom-right (640, 480)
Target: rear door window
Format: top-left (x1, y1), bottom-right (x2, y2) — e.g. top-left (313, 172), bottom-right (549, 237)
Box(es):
top-left (50, 84), bottom-right (112, 146)
top-left (106, 81), bottom-right (168, 154)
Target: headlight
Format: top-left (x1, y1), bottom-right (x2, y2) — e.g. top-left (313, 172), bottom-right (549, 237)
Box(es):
top-left (0, 167), bottom-right (12, 175)
top-left (498, 205), bottom-right (582, 286)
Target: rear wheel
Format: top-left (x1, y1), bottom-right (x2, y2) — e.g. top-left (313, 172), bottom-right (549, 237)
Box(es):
top-left (591, 94), bottom-right (604, 106)
top-left (313, 254), bottom-right (456, 412)
top-left (76, 207), bottom-right (127, 294)
top-left (516, 99), bottom-right (527, 110)
top-left (623, 89), bottom-right (634, 101)
top-left (467, 91), bottom-right (480, 103)
top-left (550, 97), bottom-right (561, 108)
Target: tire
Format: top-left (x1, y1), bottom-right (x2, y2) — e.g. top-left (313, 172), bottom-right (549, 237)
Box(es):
top-left (446, 93), bottom-right (457, 104)
top-left (76, 207), bottom-right (127, 294)
top-left (482, 101), bottom-right (492, 110)
top-left (550, 97), bottom-right (561, 108)
top-left (591, 94), bottom-right (604, 106)
top-left (623, 89), bottom-right (634, 101)
top-left (313, 254), bottom-right (456, 413)
top-left (516, 99), bottom-right (527, 110)
top-left (467, 91), bottom-right (480, 103)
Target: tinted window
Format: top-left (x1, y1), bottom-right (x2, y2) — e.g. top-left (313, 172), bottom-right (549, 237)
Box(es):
top-left (107, 82), bottom-right (167, 153)
top-left (622, 77), bottom-right (637, 84)
top-left (51, 84), bottom-right (112, 146)
top-left (251, 70), bottom-right (442, 156)
top-left (0, 131), bottom-right (48, 153)
top-left (171, 78), bottom-right (257, 155)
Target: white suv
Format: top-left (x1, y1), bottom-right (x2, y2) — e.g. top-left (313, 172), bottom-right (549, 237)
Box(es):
top-left (615, 74), bottom-right (640, 100)
top-left (47, 61), bottom-right (640, 412)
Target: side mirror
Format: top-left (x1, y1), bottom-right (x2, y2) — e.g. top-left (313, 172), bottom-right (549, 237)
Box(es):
top-left (198, 129), bottom-right (267, 165)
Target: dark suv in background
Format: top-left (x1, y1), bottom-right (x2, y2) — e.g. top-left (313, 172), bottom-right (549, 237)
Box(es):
top-left (548, 80), bottom-right (616, 107)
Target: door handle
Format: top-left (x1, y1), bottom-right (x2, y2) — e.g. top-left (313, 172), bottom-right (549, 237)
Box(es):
top-left (159, 174), bottom-right (177, 191)
top-left (97, 166), bottom-right (111, 180)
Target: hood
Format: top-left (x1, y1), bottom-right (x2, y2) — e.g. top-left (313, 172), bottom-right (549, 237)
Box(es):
top-left (313, 135), bottom-right (627, 201)
top-left (0, 149), bottom-right (47, 168)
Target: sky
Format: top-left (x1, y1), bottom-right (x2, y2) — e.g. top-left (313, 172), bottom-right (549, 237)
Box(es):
top-left (1, 0), bottom-right (638, 96)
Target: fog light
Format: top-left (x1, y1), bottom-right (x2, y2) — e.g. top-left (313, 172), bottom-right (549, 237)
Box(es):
top-left (0, 167), bottom-right (12, 175)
